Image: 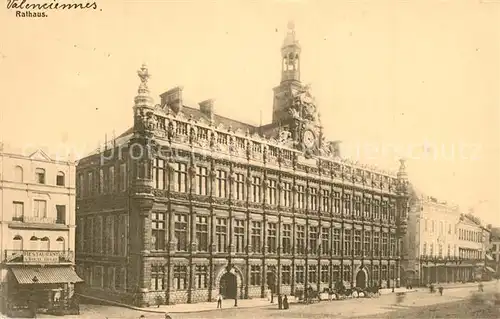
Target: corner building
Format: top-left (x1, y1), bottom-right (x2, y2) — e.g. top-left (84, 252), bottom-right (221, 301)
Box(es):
top-left (75, 23), bottom-right (410, 306)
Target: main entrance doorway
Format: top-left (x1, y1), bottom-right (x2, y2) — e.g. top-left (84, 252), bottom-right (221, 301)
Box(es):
top-left (356, 270), bottom-right (367, 288)
top-left (219, 272), bottom-right (237, 299)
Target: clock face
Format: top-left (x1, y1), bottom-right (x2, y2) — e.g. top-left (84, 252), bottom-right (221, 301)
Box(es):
top-left (303, 130), bottom-right (315, 148)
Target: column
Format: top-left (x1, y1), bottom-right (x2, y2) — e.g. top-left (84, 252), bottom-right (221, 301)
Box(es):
top-left (169, 211), bottom-right (176, 252)
top-left (141, 209), bottom-right (151, 253)
top-left (190, 211), bottom-right (197, 252)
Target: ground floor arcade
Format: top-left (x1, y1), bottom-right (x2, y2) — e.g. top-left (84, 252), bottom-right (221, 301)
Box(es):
top-left (77, 257), bottom-right (401, 307)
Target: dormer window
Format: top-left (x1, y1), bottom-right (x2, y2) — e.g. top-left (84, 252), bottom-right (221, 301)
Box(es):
top-left (56, 171), bottom-right (65, 186)
top-left (35, 168), bottom-right (45, 184)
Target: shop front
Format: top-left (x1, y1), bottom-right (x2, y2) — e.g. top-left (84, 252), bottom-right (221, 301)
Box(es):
top-left (3, 250), bottom-right (83, 317)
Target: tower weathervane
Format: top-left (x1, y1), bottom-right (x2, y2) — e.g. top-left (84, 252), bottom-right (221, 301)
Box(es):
top-left (137, 63), bottom-right (150, 84)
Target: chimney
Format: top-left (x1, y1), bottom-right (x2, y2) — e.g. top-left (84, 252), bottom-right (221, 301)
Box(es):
top-left (199, 99), bottom-right (215, 121)
top-left (160, 86), bottom-right (184, 114)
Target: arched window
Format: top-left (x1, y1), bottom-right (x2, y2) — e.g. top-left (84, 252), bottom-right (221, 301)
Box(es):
top-left (40, 237), bottom-right (50, 250)
top-left (30, 236), bottom-right (39, 250)
top-left (35, 168), bottom-right (45, 184)
top-left (13, 235), bottom-right (23, 250)
top-left (55, 237), bottom-right (65, 251)
top-left (56, 171), bottom-right (65, 186)
top-left (14, 166), bottom-right (23, 182)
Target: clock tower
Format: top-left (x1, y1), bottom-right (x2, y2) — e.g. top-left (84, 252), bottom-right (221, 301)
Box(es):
top-left (272, 21), bottom-right (303, 126)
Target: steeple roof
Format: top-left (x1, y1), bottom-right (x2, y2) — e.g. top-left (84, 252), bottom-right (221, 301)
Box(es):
top-left (283, 20), bottom-right (301, 49)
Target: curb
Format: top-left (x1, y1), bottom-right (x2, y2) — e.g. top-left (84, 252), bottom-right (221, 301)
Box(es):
top-left (77, 294), bottom-right (280, 314)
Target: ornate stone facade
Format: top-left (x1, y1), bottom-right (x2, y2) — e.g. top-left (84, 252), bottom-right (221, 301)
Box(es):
top-left (75, 23), bottom-right (409, 307)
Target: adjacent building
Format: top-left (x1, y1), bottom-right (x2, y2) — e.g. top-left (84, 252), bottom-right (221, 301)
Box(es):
top-left (487, 227), bottom-right (500, 277)
top-left (75, 22), bottom-right (410, 307)
top-left (0, 147), bottom-right (82, 316)
top-left (402, 190), bottom-right (494, 286)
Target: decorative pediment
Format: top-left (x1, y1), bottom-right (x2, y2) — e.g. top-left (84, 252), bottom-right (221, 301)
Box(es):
top-left (198, 117), bottom-right (209, 126)
top-left (235, 128), bottom-right (244, 136)
top-left (217, 123), bottom-right (226, 131)
top-left (29, 149), bottom-right (52, 161)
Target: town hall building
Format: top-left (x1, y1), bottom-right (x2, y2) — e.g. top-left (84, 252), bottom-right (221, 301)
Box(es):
top-left (75, 22), bottom-right (410, 306)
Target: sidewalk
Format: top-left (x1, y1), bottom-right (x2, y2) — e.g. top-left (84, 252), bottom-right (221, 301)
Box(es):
top-left (79, 294), bottom-right (286, 314)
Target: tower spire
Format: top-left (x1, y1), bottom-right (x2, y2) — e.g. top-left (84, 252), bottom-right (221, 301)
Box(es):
top-left (281, 20), bottom-right (301, 83)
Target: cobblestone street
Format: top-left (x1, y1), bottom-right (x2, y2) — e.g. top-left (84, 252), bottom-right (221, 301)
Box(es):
top-left (32, 281), bottom-right (499, 319)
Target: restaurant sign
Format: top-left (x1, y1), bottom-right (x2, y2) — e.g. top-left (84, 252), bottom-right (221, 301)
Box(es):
top-left (24, 251), bottom-right (60, 263)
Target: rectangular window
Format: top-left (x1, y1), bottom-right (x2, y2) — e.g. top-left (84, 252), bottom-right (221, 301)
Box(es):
top-left (322, 189), bottom-right (330, 213)
top-left (343, 229), bottom-right (352, 255)
top-left (77, 174), bottom-right (84, 196)
top-left (173, 266), bottom-right (188, 290)
top-left (216, 218), bottom-right (227, 253)
top-left (363, 231), bottom-right (371, 257)
top-left (282, 265), bottom-right (291, 285)
top-left (354, 196), bottom-right (361, 216)
top-left (99, 169), bottom-right (105, 193)
top-left (13, 201), bottom-right (24, 221)
top-left (381, 265), bottom-right (388, 281)
top-left (373, 232), bottom-right (380, 257)
top-left (309, 226), bottom-right (318, 255)
top-left (56, 172), bottom-right (65, 186)
top-left (267, 180), bottom-right (277, 205)
top-left (422, 242), bottom-right (427, 255)
top-left (152, 212), bottom-right (166, 250)
top-left (321, 265), bottom-right (329, 283)
top-left (282, 224), bottom-right (292, 254)
top-left (321, 227), bottom-right (329, 255)
top-left (151, 265), bottom-right (165, 291)
top-left (333, 192), bottom-right (341, 214)
top-left (251, 221), bottom-right (262, 253)
top-left (35, 168), bottom-right (45, 184)
top-left (33, 199), bottom-right (47, 218)
top-left (196, 166), bottom-right (208, 195)
top-left (344, 194), bottom-right (351, 215)
top-left (196, 216), bottom-right (208, 252)
top-left (107, 267), bottom-right (115, 290)
top-left (382, 233), bottom-right (388, 257)
top-left (153, 159), bottom-right (165, 190)
top-left (295, 265), bottom-right (304, 284)
top-left (175, 163), bottom-right (188, 192)
top-left (235, 173), bottom-right (245, 200)
top-left (373, 200), bottom-right (380, 219)
top-left (216, 170), bottom-right (227, 198)
top-left (381, 201), bottom-right (388, 220)
top-left (354, 230), bottom-right (361, 256)
top-left (108, 166), bottom-right (115, 193)
top-left (296, 225), bottom-right (305, 254)
top-left (297, 185), bottom-right (305, 209)
top-left (267, 223), bottom-right (277, 253)
top-left (332, 265), bottom-right (340, 282)
top-left (175, 214), bottom-right (188, 251)
top-left (390, 233), bottom-right (396, 257)
top-left (364, 198), bottom-right (371, 218)
top-left (119, 163), bottom-right (127, 191)
top-left (372, 265), bottom-right (380, 283)
top-left (309, 187), bottom-right (318, 211)
top-left (56, 205), bottom-right (66, 224)
top-left (234, 220), bottom-right (245, 253)
top-left (196, 266), bottom-right (208, 289)
top-left (333, 228), bottom-right (341, 256)
top-left (282, 182), bottom-right (292, 207)
top-left (252, 177), bottom-right (261, 203)
top-left (87, 171), bottom-right (94, 195)
top-left (308, 265), bottom-right (317, 283)
top-left (250, 265), bottom-right (261, 286)
top-left (343, 265), bottom-right (351, 282)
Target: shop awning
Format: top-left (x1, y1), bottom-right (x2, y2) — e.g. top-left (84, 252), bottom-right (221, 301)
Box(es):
top-left (10, 267), bottom-right (83, 284)
top-left (485, 266), bottom-right (496, 273)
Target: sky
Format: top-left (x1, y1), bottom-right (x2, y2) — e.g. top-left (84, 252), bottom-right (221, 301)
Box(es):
top-left (0, 0), bottom-right (499, 225)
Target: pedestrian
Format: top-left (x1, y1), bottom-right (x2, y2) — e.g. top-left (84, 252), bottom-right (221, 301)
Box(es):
top-left (277, 293), bottom-right (282, 310)
top-left (478, 282), bottom-right (484, 292)
top-left (283, 295), bottom-right (289, 309)
top-left (438, 286), bottom-right (443, 296)
top-left (216, 293), bottom-right (223, 309)
top-left (139, 315), bottom-right (145, 319)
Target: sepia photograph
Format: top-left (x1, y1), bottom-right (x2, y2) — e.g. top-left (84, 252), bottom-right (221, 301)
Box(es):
top-left (0, 0), bottom-right (499, 318)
